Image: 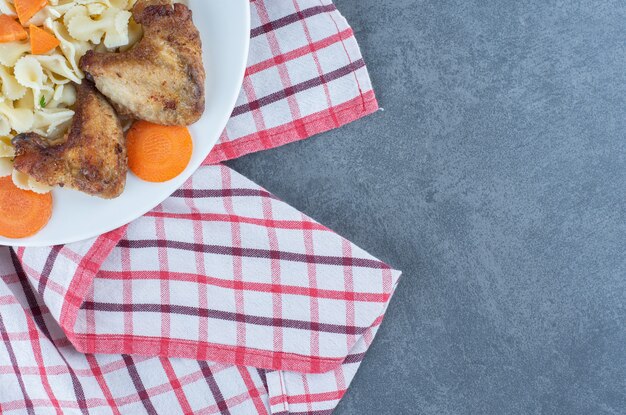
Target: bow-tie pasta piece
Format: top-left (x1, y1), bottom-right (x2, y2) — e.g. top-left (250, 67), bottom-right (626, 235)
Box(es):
top-left (14, 55), bottom-right (54, 111)
top-left (12, 168), bottom-right (52, 193)
top-left (35, 55), bottom-right (82, 84)
top-left (120, 16), bottom-right (142, 51)
top-left (0, 136), bottom-right (17, 184)
top-left (103, 8), bottom-right (132, 48)
top-left (0, 41), bottom-right (31, 67)
top-left (45, 19), bottom-right (90, 76)
top-left (0, 114), bottom-right (10, 136)
top-left (34, 0), bottom-right (79, 27)
top-left (15, 88), bottom-right (34, 109)
top-left (14, 55), bottom-right (47, 90)
top-left (49, 0), bottom-right (76, 12)
top-left (110, 0), bottom-right (135, 9)
top-left (33, 107), bottom-right (74, 137)
top-left (86, 2), bottom-right (106, 15)
top-left (0, 157), bottom-right (12, 177)
top-left (73, 0), bottom-right (136, 10)
top-left (27, 175), bottom-right (53, 193)
top-left (66, 5), bottom-right (132, 49)
top-left (0, 136), bottom-right (15, 158)
top-left (72, 0), bottom-right (110, 15)
top-left (64, 5), bottom-right (105, 44)
top-left (52, 82), bottom-right (76, 107)
top-left (12, 168), bottom-right (29, 190)
top-left (0, 100), bottom-right (34, 133)
top-left (0, 66), bottom-right (27, 100)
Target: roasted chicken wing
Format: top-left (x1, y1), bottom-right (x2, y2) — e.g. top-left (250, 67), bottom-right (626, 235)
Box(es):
top-left (80, 0), bottom-right (205, 126)
top-left (12, 81), bottom-right (127, 199)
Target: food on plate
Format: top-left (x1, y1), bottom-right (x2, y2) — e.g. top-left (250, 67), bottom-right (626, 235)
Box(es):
top-left (13, 80), bottom-right (127, 199)
top-left (80, 0), bottom-right (205, 126)
top-left (126, 121), bottom-right (192, 182)
top-left (0, 0), bottom-right (142, 194)
top-left (29, 24), bottom-right (60, 54)
top-left (0, 0), bottom-right (206, 237)
top-left (0, 15), bottom-right (28, 42)
top-left (0, 175), bottom-right (52, 238)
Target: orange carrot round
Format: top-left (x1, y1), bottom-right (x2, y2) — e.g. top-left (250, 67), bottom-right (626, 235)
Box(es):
top-left (29, 24), bottom-right (60, 54)
top-left (14, 0), bottom-right (48, 25)
top-left (0, 15), bottom-right (28, 43)
top-left (126, 121), bottom-right (193, 183)
top-left (0, 176), bottom-right (52, 239)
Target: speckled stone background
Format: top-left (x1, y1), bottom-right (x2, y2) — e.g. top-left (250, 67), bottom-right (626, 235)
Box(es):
top-left (228, 1), bottom-right (626, 413)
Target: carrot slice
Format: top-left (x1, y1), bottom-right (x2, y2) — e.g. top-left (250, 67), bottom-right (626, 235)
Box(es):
top-left (29, 24), bottom-right (59, 54)
top-left (0, 176), bottom-right (52, 239)
top-left (14, 0), bottom-right (48, 25)
top-left (0, 15), bottom-right (28, 43)
top-left (126, 121), bottom-right (193, 182)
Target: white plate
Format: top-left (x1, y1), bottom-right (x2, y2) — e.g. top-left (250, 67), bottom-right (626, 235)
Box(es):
top-left (1, 0), bottom-right (250, 247)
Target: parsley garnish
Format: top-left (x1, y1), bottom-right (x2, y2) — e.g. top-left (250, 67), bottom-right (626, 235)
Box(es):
top-left (40, 96), bottom-right (47, 108)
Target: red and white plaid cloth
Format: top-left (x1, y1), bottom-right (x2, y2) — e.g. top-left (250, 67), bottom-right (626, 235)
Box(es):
top-left (0, 1), bottom-right (400, 414)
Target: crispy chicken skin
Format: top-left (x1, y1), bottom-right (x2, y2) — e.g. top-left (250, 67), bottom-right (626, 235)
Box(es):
top-left (79, 0), bottom-right (205, 126)
top-left (12, 81), bottom-right (127, 199)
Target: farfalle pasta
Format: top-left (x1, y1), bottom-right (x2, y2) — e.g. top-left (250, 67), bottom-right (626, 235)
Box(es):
top-left (0, 41), bottom-right (31, 66)
top-left (0, 0), bottom-right (140, 193)
top-left (0, 66), bottom-right (26, 100)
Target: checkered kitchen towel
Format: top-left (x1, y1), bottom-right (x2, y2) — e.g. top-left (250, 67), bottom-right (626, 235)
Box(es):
top-left (0, 1), bottom-right (400, 414)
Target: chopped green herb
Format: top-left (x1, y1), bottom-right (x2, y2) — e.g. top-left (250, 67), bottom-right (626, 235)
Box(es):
top-left (40, 96), bottom-right (46, 108)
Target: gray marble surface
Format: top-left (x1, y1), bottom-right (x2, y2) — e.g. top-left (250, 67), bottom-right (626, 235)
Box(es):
top-left (228, 1), bottom-right (626, 414)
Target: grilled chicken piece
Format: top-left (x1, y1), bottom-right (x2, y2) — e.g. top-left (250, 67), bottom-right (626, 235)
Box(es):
top-left (12, 81), bottom-right (127, 199)
top-left (80, 0), bottom-right (205, 126)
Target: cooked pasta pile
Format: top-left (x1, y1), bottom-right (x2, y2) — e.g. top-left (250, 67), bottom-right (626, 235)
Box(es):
top-left (0, 0), bottom-right (141, 193)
